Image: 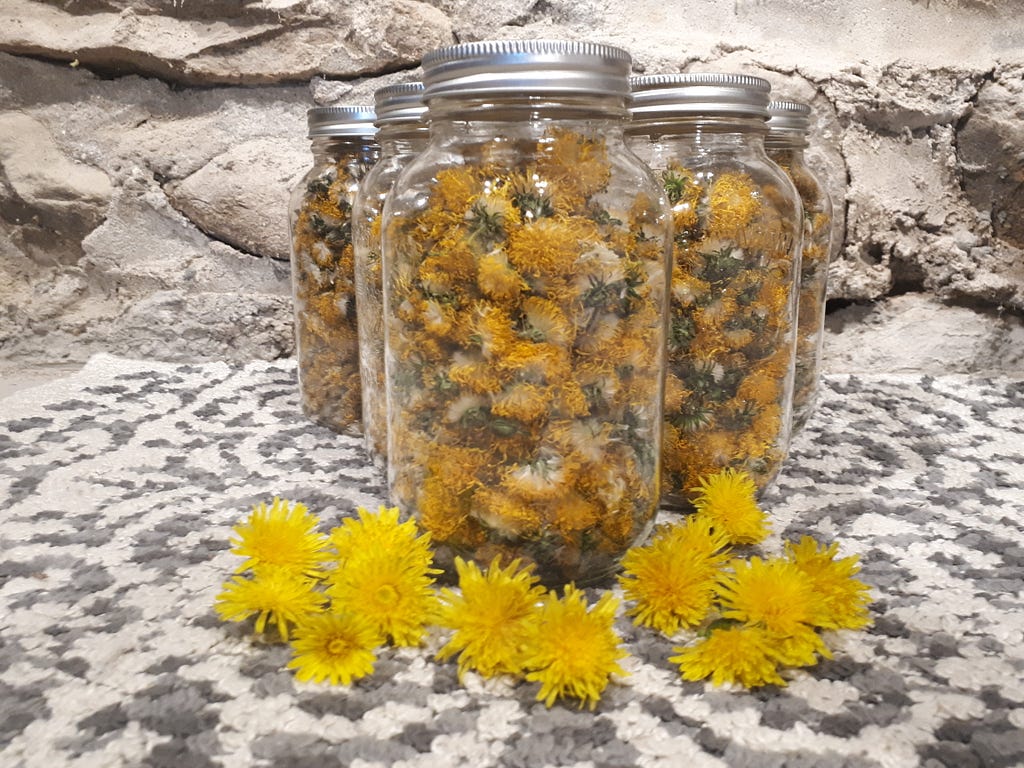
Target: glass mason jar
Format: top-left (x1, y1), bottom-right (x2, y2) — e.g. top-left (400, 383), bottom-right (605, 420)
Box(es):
top-left (382, 40), bottom-right (672, 586)
top-left (288, 106), bottom-right (379, 433)
top-left (766, 101), bottom-right (833, 432)
top-left (353, 84), bottom-right (429, 469)
top-left (628, 73), bottom-right (802, 508)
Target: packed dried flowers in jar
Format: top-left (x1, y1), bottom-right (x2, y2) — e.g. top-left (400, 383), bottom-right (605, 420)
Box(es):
top-left (766, 100), bottom-right (834, 431)
top-left (288, 106), bottom-right (379, 433)
top-left (382, 40), bottom-right (672, 586)
top-left (353, 83), bottom-right (429, 468)
top-left (628, 73), bottom-right (802, 508)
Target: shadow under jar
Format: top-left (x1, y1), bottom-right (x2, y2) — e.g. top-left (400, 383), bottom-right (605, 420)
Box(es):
top-left (288, 106), bottom-right (379, 434)
top-left (628, 73), bottom-right (802, 510)
top-left (381, 40), bottom-right (672, 586)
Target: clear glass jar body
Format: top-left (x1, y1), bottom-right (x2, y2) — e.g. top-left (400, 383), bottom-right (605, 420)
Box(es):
top-left (766, 136), bottom-right (833, 431)
top-left (383, 97), bottom-right (671, 586)
top-left (353, 125), bottom-right (429, 467)
top-left (288, 136), bottom-right (379, 433)
top-left (630, 117), bottom-right (801, 508)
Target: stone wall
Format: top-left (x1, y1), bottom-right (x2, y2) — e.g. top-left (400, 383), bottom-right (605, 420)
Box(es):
top-left (1, 0), bottom-right (1022, 374)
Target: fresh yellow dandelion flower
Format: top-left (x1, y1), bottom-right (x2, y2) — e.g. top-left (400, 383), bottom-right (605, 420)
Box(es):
top-left (706, 172), bottom-right (761, 236)
top-left (330, 505), bottom-right (429, 565)
top-left (669, 625), bottom-right (786, 688)
top-left (524, 586), bottom-right (627, 710)
top-left (717, 556), bottom-right (828, 636)
top-left (229, 497), bottom-right (329, 578)
top-left (785, 537), bottom-right (873, 630)
top-left (327, 552), bottom-right (440, 647)
top-left (768, 625), bottom-right (832, 668)
top-left (327, 506), bottom-right (440, 646)
top-left (287, 612), bottom-right (380, 685)
top-left (619, 516), bottom-right (730, 636)
top-left (437, 557), bottom-right (545, 679)
top-left (215, 567), bottom-right (327, 640)
top-left (691, 468), bottom-right (770, 545)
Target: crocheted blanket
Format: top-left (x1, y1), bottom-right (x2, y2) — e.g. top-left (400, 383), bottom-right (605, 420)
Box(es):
top-left (2, 355), bottom-right (1022, 767)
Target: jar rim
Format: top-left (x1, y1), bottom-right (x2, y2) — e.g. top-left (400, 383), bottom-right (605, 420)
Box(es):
top-left (767, 100), bottom-right (812, 133)
top-left (629, 73), bottom-right (771, 120)
top-left (374, 83), bottom-right (428, 126)
top-left (422, 39), bottom-right (632, 101)
top-left (307, 106), bottom-right (378, 138)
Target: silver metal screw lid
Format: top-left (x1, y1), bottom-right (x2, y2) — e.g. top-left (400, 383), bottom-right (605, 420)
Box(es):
top-left (767, 100), bottom-right (811, 133)
top-left (374, 82), bottom-right (427, 126)
top-left (629, 73), bottom-right (772, 120)
top-left (421, 39), bottom-right (632, 101)
top-left (306, 106), bottom-right (378, 138)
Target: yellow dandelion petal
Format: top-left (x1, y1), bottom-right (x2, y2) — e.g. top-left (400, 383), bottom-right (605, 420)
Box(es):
top-left (214, 567), bottom-right (327, 641)
top-left (418, 473), bottom-right (473, 541)
top-left (717, 556), bottom-right (827, 637)
top-left (229, 497), bottom-right (329, 578)
top-left (437, 557), bottom-right (546, 679)
top-left (768, 625), bottom-right (832, 668)
top-left (287, 612), bottom-right (380, 685)
top-left (326, 506), bottom-right (440, 646)
top-left (524, 586), bottom-right (627, 710)
top-left (785, 537), bottom-right (873, 630)
top-left (691, 469), bottom-right (770, 545)
top-left (328, 553), bottom-right (440, 647)
top-left (619, 517), bottom-right (731, 636)
top-left (669, 625), bottom-right (786, 689)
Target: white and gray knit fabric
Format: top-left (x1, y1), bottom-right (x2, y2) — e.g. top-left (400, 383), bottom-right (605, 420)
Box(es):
top-left (2, 355), bottom-right (1022, 767)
